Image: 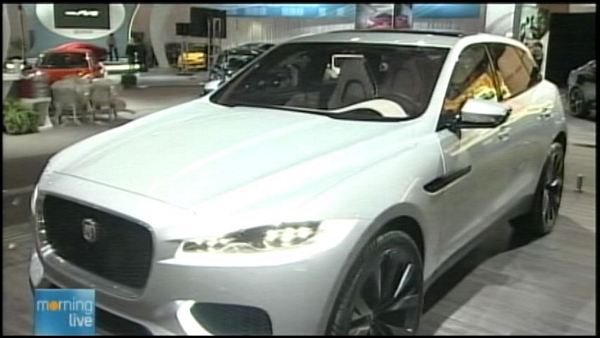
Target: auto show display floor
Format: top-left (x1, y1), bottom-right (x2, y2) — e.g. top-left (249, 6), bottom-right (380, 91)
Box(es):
top-left (2, 93), bottom-right (596, 334)
top-left (419, 137), bottom-right (596, 335)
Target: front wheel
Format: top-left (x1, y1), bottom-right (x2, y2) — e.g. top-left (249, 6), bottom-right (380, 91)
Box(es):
top-left (327, 231), bottom-right (423, 335)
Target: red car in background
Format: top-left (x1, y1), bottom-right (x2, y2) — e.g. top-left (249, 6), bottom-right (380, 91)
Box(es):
top-left (51, 42), bottom-right (109, 62)
top-left (35, 47), bottom-right (105, 84)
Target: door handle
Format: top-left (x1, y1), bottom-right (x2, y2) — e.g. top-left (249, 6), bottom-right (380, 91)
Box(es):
top-left (498, 126), bottom-right (511, 141)
top-left (539, 107), bottom-right (553, 119)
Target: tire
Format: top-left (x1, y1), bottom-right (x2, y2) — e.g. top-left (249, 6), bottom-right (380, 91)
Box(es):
top-left (569, 86), bottom-right (589, 118)
top-left (511, 142), bottom-right (565, 237)
top-left (327, 231), bottom-right (423, 336)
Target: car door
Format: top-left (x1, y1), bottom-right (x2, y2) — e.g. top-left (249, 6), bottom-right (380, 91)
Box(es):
top-left (487, 43), bottom-right (552, 204)
top-left (433, 43), bottom-right (513, 264)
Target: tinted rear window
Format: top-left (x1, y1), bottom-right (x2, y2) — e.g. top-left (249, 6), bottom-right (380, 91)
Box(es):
top-left (39, 53), bottom-right (88, 68)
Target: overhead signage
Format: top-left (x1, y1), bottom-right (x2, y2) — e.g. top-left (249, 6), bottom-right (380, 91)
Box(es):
top-left (53, 4), bottom-right (110, 29)
top-left (64, 10), bottom-right (100, 18)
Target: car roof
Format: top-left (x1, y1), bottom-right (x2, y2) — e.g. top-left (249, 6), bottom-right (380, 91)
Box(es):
top-left (44, 48), bottom-right (89, 55)
top-left (288, 29), bottom-right (463, 48)
top-left (53, 42), bottom-right (104, 50)
top-left (286, 29), bottom-right (521, 49)
top-left (228, 50), bottom-right (258, 56)
top-left (242, 42), bottom-right (273, 47)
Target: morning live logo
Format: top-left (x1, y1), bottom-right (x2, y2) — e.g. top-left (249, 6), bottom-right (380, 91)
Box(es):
top-left (34, 289), bottom-right (95, 335)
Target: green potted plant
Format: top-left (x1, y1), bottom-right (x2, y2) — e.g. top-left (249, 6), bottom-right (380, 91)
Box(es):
top-left (3, 98), bottom-right (40, 135)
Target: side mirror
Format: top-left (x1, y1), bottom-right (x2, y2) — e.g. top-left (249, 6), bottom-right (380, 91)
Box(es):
top-left (457, 99), bottom-right (511, 128)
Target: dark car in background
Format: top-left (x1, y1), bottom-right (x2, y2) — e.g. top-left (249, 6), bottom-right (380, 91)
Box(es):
top-left (202, 43), bottom-right (274, 95)
top-left (568, 59), bottom-right (596, 118)
top-left (238, 42), bottom-right (274, 53)
top-left (209, 43), bottom-right (274, 81)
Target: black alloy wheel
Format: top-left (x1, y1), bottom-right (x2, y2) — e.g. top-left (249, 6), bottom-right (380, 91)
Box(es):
top-left (328, 231), bottom-right (423, 336)
top-left (540, 143), bottom-right (565, 233)
top-left (569, 87), bottom-right (589, 118)
top-left (511, 142), bottom-right (565, 236)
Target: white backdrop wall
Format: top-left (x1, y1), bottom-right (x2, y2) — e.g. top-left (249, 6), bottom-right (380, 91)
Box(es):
top-left (3, 4), bottom-right (10, 62)
top-left (131, 3), bottom-right (152, 36)
top-left (412, 18), bottom-right (483, 34)
top-left (568, 3), bottom-right (596, 13)
top-left (217, 17), bottom-right (354, 49)
top-left (147, 4), bottom-right (354, 68)
top-left (484, 4), bottom-right (516, 37)
top-left (144, 4), bottom-right (492, 68)
top-left (5, 4), bottom-right (31, 57)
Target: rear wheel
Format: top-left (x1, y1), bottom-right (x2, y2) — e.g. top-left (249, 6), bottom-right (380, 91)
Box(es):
top-left (511, 142), bottom-right (565, 236)
top-left (327, 231), bottom-right (423, 335)
top-left (569, 86), bottom-right (589, 118)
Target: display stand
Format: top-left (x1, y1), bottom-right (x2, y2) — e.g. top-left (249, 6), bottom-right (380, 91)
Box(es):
top-left (207, 17), bottom-right (223, 75)
top-left (21, 97), bottom-right (53, 130)
top-left (3, 73), bottom-right (21, 99)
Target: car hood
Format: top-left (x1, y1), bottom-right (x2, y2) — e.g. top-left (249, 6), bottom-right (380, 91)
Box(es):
top-left (51, 101), bottom-right (421, 213)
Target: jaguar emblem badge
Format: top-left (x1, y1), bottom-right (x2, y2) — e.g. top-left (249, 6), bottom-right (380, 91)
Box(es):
top-left (81, 218), bottom-right (98, 243)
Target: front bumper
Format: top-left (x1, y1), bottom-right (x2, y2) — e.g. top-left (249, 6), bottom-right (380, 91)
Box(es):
top-left (178, 61), bottom-right (207, 70)
top-left (30, 174), bottom-right (370, 335)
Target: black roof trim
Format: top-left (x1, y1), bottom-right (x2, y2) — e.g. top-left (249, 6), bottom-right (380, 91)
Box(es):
top-left (330, 29), bottom-right (466, 38)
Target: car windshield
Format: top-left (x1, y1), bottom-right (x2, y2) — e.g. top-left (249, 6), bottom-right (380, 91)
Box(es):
top-left (225, 54), bottom-right (256, 70)
top-left (211, 42), bottom-right (448, 119)
top-left (38, 53), bottom-right (88, 68)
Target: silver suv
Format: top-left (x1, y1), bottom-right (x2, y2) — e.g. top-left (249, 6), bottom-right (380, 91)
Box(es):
top-left (30, 30), bottom-right (567, 335)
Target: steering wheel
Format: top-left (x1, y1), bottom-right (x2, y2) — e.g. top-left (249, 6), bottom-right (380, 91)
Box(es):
top-left (383, 93), bottom-right (421, 116)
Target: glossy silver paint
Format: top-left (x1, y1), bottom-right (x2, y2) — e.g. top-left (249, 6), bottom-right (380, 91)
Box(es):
top-left (30, 31), bottom-right (567, 335)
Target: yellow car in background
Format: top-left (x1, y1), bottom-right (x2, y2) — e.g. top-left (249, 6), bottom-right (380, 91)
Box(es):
top-left (177, 47), bottom-right (207, 71)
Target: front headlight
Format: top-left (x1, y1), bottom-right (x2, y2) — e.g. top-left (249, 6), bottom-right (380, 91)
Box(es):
top-left (169, 219), bottom-right (361, 266)
top-left (180, 221), bottom-right (320, 254)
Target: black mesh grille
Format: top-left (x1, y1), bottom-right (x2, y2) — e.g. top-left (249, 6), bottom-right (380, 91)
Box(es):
top-left (43, 195), bottom-right (153, 289)
top-left (191, 303), bottom-right (273, 335)
top-left (96, 307), bottom-right (153, 335)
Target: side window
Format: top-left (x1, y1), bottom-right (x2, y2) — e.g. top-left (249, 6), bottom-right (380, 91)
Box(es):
top-left (488, 44), bottom-right (538, 100)
top-left (516, 47), bottom-right (542, 87)
top-left (440, 44), bottom-right (499, 127)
